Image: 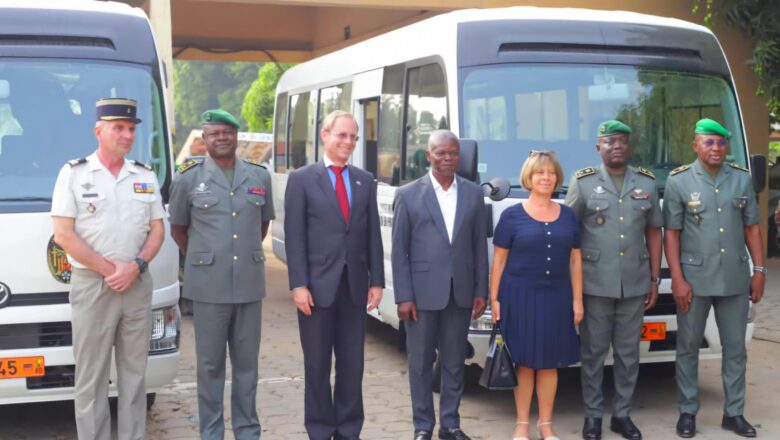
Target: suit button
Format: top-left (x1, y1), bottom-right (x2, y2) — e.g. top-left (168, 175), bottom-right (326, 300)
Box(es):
top-left (547, 231), bottom-right (551, 235)
top-left (546, 257), bottom-right (551, 261)
top-left (203, 204), bottom-right (209, 208)
top-left (233, 234), bottom-right (238, 239)
top-left (620, 252), bottom-right (624, 256)
top-left (619, 199), bottom-right (623, 204)
top-left (545, 270), bottom-right (550, 275)
top-left (619, 216), bottom-right (624, 221)
top-left (715, 188), bottom-right (720, 193)
top-left (620, 234), bottom-right (624, 239)
top-left (230, 191), bottom-right (234, 196)
top-left (720, 228), bottom-right (724, 233)
top-left (233, 255), bottom-right (238, 261)
top-left (718, 208), bottom-right (722, 212)
top-left (721, 248), bottom-right (725, 253)
top-left (232, 211), bottom-right (237, 217)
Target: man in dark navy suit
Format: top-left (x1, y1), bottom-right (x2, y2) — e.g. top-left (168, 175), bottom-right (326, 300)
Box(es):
top-left (284, 110), bottom-right (384, 440)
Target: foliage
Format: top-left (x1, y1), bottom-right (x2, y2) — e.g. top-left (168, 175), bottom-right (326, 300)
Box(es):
top-left (173, 61), bottom-right (259, 150)
top-left (692, 0), bottom-right (780, 113)
top-left (242, 63), bottom-right (293, 132)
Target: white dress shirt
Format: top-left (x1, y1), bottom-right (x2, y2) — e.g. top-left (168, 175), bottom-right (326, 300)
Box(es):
top-left (429, 171), bottom-right (457, 243)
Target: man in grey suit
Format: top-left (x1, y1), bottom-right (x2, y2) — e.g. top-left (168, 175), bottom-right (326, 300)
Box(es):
top-left (391, 130), bottom-right (488, 440)
top-left (564, 121), bottom-right (663, 440)
top-left (169, 109), bottom-right (275, 440)
top-left (284, 111), bottom-right (384, 440)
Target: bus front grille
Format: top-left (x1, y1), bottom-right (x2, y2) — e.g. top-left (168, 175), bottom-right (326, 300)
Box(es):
top-left (0, 322), bottom-right (72, 350)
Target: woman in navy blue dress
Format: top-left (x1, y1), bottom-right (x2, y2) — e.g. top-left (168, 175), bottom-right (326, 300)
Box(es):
top-left (490, 151), bottom-right (583, 440)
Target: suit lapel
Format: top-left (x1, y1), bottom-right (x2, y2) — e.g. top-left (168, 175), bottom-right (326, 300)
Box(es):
top-left (421, 177), bottom-right (450, 244)
top-left (316, 162), bottom-right (347, 225)
top-left (347, 165), bottom-right (360, 226)
top-left (451, 176), bottom-right (466, 243)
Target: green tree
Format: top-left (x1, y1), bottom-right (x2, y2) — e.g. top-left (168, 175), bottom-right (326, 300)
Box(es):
top-left (173, 61), bottom-right (259, 150)
top-left (692, 0), bottom-right (780, 113)
top-left (242, 63), bottom-right (292, 132)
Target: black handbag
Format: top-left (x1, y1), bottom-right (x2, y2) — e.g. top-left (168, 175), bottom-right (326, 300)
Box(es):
top-left (478, 322), bottom-right (518, 390)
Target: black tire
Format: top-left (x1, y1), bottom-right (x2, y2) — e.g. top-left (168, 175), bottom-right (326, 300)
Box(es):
top-left (146, 392), bottom-right (156, 410)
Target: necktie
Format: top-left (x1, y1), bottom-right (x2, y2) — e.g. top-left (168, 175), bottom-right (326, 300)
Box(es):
top-left (331, 165), bottom-right (350, 222)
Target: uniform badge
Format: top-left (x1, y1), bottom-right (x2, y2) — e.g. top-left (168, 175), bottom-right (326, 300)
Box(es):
top-left (46, 235), bottom-right (72, 284)
top-left (594, 186), bottom-right (605, 194)
top-left (246, 187), bottom-right (266, 195)
top-left (196, 182), bottom-right (209, 192)
top-left (86, 203), bottom-right (96, 214)
top-left (630, 188), bottom-right (649, 200)
top-left (81, 193), bottom-right (98, 198)
top-left (133, 183), bottom-right (154, 194)
top-left (81, 182), bottom-right (94, 191)
top-left (688, 192), bottom-right (701, 206)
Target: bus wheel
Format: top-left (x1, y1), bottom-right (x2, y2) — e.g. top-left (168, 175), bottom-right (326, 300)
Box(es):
top-left (146, 393), bottom-right (156, 410)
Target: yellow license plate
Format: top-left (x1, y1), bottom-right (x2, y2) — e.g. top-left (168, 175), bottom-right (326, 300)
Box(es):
top-left (0, 356), bottom-right (45, 379)
top-left (641, 322), bottom-right (666, 341)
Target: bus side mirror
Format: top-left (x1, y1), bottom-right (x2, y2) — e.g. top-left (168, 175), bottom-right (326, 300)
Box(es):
top-left (458, 139), bottom-right (479, 183)
top-left (482, 177), bottom-right (511, 202)
top-left (750, 154), bottom-right (767, 193)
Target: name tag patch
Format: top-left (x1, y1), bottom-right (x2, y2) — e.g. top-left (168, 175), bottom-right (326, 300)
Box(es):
top-left (81, 193), bottom-right (98, 198)
top-left (134, 183), bottom-right (154, 194)
top-left (247, 187), bottom-right (265, 196)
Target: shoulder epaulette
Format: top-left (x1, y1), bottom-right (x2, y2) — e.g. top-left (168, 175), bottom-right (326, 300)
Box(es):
top-left (177, 159), bottom-right (202, 174)
top-left (243, 159), bottom-right (267, 169)
top-left (575, 167), bottom-right (597, 179)
top-left (636, 166), bottom-right (656, 180)
top-left (669, 164), bottom-right (690, 176)
top-left (728, 162), bottom-right (749, 172)
top-left (130, 160), bottom-right (152, 171)
top-left (67, 158), bottom-right (87, 167)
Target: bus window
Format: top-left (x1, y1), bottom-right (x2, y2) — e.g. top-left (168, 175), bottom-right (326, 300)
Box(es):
top-left (378, 64), bottom-right (404, 185)
top-left (515, 89), bottom-right (568, 142)
top-left (404, 63), bottom-right (448, 181)
top-left (288, 92), bottom-right (315, 169)
top-left (274, 92), bottom-right (288, 172)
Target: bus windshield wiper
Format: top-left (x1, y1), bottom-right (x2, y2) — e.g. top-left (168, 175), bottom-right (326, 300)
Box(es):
top-left (0, 196), bottom-right (53, 202)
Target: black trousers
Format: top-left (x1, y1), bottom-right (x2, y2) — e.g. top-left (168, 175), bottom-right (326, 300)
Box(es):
top-left (298, 269), bottom-right (366, 440)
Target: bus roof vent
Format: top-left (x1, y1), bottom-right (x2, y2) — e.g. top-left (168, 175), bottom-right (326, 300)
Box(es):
top-left (498, 43), bottom-right (700, 59)
top-left (0, 35), bottom-right (115, 49)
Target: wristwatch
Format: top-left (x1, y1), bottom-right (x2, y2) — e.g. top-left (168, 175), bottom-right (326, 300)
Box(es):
top-left (134, 257), bottom-right (148, 274)
top-left (650, 276), bottom-right (662, 285)
top-left (752, 265), bottom-right (767, 274)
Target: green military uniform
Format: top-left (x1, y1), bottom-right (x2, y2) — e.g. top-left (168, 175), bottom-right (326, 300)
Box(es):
top-left (565, 120), bottom-right (664, 421)
top-left (168, 109), bottom-right (275, 440)
top-left (663, 157), bottom-right (758, 417)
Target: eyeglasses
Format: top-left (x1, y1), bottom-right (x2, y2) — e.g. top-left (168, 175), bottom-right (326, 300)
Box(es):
top-left (331, 132), bottom-right (359, 142)
top-left (529, 149), bottom-right (556, 157)
top-left (701, 138), bottom-right (729, 148)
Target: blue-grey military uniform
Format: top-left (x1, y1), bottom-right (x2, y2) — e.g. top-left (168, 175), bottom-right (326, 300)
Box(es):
top-left (565, 164), bottom-right (663, 419)
top-left (168, 155), bottom-right (275, 439)
top-left (663, 159), bottom-right (759, 417)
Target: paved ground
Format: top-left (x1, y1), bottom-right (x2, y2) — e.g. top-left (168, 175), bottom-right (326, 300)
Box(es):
top-left (2, 247), bottom-right (780, 439)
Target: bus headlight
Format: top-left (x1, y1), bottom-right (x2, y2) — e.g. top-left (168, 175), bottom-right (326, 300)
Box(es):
top-left (149, 305), bottom-right (180, 354)
top-left (469, 310), bottom-right (494, 333)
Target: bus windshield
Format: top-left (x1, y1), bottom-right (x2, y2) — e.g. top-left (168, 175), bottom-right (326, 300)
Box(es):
top-left (0, 59), bottom-right (168, 212)
top-left (460, 64), bottom-right (745, 193)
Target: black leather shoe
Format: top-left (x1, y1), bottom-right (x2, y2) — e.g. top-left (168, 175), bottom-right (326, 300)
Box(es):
top-left (610, 416), bottom-right (641, 440)
top-left (582, 417), bottom-right (602, 440)
top-left (414, 430), bottom-right (433, 440)
top-left (676, 413), bottom-right (696, 438)
top-left (722, 415), bottom-right (757, 438)
top-left (438, 427), bottom-right (471, 440)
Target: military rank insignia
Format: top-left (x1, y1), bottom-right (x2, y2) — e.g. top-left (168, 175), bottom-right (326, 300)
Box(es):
top-left (630, 188), bottom-right (650, 199)
top-left (133, 182), bottom-right (155, 193)
top-left (247, 187), bottom-right (266, 195)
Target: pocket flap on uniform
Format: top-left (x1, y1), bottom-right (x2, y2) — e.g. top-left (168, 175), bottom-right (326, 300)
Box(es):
top-left (680, 253), bottom-right (703, 266)
top-left (632, 199), bottom-right (652, 211)
top-left (190, 252), bottom-right (214, 265)
top-left (685, 202), bottom-right (705, 213)
top-left (586, 199), bottom-right (609, 211)
top-left (252, 251), bottom-right (266, 263)
top-left (411, 261), bottom-right (430, 272)
top-left (246, 194), bottom-right (266, 207)
top-left (582, 248), bottom-right (600, 262)
top-left (732, 197), bottom-right (747, 209)
top-left (193, 196), bottom-right (219, 209)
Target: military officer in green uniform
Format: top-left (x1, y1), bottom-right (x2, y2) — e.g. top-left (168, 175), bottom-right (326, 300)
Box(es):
top-left (664, 118), bottom-right (765, 438)
top-left (169, 109), bottom-right (275, 440)
top-left (565, 120), bottom-right (663, 440)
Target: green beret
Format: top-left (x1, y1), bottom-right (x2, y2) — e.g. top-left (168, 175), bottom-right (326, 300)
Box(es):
top-left (597, 120), bottom-right (632, 137)
top-left (694, 118), bottom-right (731, 139)
top-left (201, 109), bottom-right (240, 129)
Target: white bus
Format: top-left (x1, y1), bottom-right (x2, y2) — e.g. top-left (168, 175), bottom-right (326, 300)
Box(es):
top-left (270, 7), bottom-right (762, 385)
top-left (0, 1), bottom-right (180, 407)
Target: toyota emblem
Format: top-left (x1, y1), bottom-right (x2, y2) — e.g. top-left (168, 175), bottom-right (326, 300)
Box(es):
top-left (0, 282), bottom-right (10, 308)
